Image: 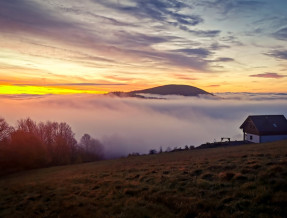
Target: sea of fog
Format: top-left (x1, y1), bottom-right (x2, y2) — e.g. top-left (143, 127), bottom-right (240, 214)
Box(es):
top-left (1, 93), bottom-right (287, 158)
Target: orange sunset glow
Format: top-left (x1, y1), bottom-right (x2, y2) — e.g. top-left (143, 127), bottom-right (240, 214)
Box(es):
top-left (0, 0), bottom-right (286, 95)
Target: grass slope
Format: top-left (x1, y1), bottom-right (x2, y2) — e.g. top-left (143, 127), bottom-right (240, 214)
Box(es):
top-left (0, 141), bottom-right (287, 217)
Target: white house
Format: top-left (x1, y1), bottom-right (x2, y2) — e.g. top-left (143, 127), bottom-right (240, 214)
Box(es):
top-left (240, 115), bottom-right (287, 143)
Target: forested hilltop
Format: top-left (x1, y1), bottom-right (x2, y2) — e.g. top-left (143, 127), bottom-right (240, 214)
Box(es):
top-left (108, 84), bottom-right (212, 98)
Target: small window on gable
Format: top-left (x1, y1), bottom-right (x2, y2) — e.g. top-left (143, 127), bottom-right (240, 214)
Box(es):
top-left (250, 135), bottom-right (253, 140)
top-left (273, 123), bottom-right (277, 127)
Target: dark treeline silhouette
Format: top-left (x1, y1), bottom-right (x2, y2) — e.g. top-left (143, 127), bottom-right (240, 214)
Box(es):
top-left (0, 117), bottom-right (104, 175)
top-left (147, 145), bottom-right (195, 155)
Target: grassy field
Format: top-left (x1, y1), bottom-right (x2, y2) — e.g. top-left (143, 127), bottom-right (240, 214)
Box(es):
top-left (0, 141), bottom-right (287, 218)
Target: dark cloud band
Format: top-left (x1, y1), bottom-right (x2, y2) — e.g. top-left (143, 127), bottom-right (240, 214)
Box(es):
top-left (250, 72), bottom-right (286, 79)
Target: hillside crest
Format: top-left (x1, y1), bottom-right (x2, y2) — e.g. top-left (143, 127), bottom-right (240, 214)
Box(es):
top-left (109, 84), bottom-right (212, 98)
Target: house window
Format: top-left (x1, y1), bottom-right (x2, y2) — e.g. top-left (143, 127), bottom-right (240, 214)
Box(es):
top-left (250, 135), bottom-right (253, 140)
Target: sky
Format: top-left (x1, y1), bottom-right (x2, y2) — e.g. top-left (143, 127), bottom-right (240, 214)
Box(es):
top-left (1, 93), bottom-right (287, 157)
top-left (0, 0), bottom-right (287, 94)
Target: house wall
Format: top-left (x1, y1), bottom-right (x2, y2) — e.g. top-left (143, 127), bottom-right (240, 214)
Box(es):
top-left (245, 133), bottom-right (260, 143)
top-left (260, 135), bottom-right (287, 143)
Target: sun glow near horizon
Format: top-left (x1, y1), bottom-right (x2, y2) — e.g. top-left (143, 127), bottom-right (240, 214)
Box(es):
top-left (0, 85), bottom-right (108, 95)
top-left (1, 81), bottom-right (287, 95)
top-left (0, 0), bottom-right (287, 94)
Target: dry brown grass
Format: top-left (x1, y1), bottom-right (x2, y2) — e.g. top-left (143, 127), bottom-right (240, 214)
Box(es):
top-left (0, 140), bottom-right (287, 217)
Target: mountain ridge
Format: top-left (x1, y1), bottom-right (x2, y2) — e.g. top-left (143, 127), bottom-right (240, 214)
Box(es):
top-left (130, 84), bottom-right (211, 96)
top-left (108, 84), bottom-right (212, 98)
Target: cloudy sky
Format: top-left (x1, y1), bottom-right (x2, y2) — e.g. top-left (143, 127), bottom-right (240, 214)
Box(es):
top-left (0, 0), bottom-right (287, 94)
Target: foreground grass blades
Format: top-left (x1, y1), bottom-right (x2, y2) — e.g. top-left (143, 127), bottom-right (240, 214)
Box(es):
top-left (0, 140), bottom-right (287, 217)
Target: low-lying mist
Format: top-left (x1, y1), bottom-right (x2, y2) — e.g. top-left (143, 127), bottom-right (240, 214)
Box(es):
top-left (1, 93), bottom-right (287, 158)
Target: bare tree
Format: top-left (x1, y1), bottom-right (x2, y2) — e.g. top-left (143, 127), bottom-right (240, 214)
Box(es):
top-left (0, 118), bottom-right (14, 144)
top-left (0, 118), bottom-right (14, 170)
top-left (80, 134), bottom-right (104, 161)
top-left (149, 149), bottom-right (157, 155)
top-left (8, 130), bottom-right (46, 169)
top-left (0, 117), bottom-right (98, 173)
top-left (17, 118), bottom-right (38, 135)
top-left (15, 119), bottom-right (78, 165)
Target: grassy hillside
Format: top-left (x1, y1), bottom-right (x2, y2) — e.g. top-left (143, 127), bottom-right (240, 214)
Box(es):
top-left (0, 140), bottom-right (287, 217)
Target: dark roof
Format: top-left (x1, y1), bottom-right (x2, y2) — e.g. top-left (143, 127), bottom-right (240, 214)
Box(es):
top-left (240, 115), bottom-right (287, 135)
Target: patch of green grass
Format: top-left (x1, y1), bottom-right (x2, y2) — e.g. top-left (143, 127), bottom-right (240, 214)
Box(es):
top-left (0, 140), bottom-right (287, 217)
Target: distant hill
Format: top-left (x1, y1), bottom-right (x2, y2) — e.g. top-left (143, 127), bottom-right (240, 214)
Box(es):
top-left (108, 84), bottom-right (212, 98)
top-left (130, 84), bottom-right (211, 96)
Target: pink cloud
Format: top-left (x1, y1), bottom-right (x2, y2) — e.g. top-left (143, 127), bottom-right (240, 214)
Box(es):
top-left (174, 74), bottom-right (198, 81)
top-left (207, 84), bottom-right (221, 87)
top-left (250, 72), bottom-right (286, 79)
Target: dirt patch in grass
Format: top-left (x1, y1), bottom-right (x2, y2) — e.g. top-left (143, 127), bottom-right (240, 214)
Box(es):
top-left (201, 173), bottom-right (215, 181)
top-left (218, 172), bottom-right (235, 181)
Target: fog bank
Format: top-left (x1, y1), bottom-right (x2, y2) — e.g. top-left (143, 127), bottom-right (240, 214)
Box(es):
top-left (1, 93), bottom-right (287, 158)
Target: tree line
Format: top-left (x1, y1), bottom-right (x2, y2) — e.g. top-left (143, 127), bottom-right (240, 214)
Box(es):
top-left (0, 117), bottom-right (104, 174)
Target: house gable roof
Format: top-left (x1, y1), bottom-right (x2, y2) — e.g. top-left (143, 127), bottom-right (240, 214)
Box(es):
top-left (240, 115), bottom-right (287, 135)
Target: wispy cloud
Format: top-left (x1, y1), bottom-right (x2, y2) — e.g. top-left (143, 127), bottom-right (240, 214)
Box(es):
top-left (212, 57), bottom-right (235, 62)
top-left (0, 0), bottom-right (71, 29)
top-left (209, 42), bottom-right (230, 50)
top-left (112, 31), bottom-right (178, 47)
top-left (266, 50), bottom-right (287, 60)
top-left (198, 0), bottom-right (265, 15)
top-left (0, 0), bottom-right (217, 72)
top-left (13, 83), bottom-right (127, 87)
top-left (0, 0), bottom-right (85, 42)
top-left (173, 74), bottom-right (198, 81)
top-left (273, 27), bottom-right (287, 41)
top-left (190, 30), bottom-right (221, 38)
top-left (93, 0), bottom-right (221, 39)
top-left (179, 27), bottom-right (221, 37)
top-left (220, 35), bottom-right (244, 46)
top-left (250, 72), bottom-right (286, 79)
top-left (207, 84), bottom-right (221, 87)
top-left (0, 94), bottom-right (46, 100)
top-left (173, 48), bottom-right (212, 58)
top-left (94, 0), bottom-right (203, 27)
